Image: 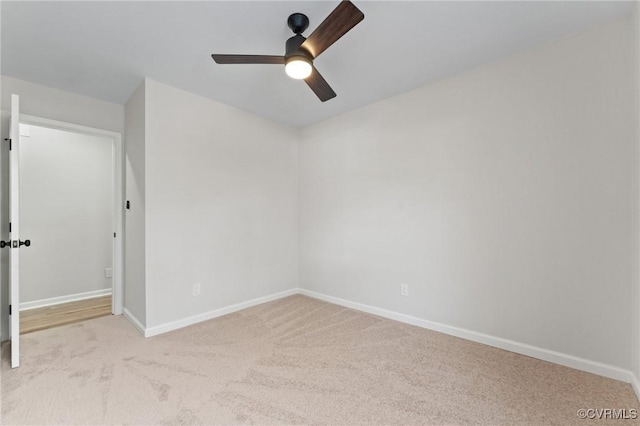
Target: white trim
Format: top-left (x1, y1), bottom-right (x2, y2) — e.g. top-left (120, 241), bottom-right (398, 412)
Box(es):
top-left (632, 374), bottom-right (640, 403)
top-left (9, 95), bottom-right (20, 368)
top-left (20, 288), bottom-right (112, 311)
top-left (123, 308), bottom-right (146, 337)
top-left (18, 114), bottom-right (120, 140)
top-left (17, 114), bottom-right (124, 316)
top-left (94, 284), bottom-right (640, 399)
top-left (298, 289), bottom-right (637, 385)
top-left (144, 289), bottom-right (298, 338)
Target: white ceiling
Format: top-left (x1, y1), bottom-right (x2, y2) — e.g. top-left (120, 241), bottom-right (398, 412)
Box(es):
top-left (1, 1), bottom-right (634, 128)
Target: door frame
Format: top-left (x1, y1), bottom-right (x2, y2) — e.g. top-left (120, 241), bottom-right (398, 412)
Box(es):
top-left (18, 114), bottom-right (124, 315)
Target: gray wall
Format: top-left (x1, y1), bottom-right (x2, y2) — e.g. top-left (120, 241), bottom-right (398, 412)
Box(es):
top-left (0, 76), bottom-right (124, 339)
top-left (299, 18), bottom-right (637, 371)
top-left (124, 81), bottom-right (147, 326)
top-left (143, 79), bottom-right (299, 329)
top-left (20, 125), bottom-right (112, 304)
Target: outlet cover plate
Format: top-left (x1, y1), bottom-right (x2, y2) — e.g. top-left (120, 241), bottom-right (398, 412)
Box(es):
top-left (400, 283), bottom-right (409, 297)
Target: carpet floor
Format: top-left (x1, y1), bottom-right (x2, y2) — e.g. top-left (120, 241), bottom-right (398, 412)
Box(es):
top-left (1, 295), bottom-right (638, 425)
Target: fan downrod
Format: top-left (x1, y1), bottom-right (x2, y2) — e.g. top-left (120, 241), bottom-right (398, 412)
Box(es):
top-left (287, 13), bottom-right (309, 34)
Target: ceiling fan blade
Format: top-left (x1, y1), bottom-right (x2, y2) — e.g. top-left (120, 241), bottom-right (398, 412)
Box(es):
top-left (300, 0), bottom-right (364, 58)
top-left (305, 66), bottom-right (337, 102)
top-left (211, 54), bottom-right (285, 64)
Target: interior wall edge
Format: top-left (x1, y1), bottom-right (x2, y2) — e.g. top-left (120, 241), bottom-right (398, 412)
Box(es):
top-left (123, 79), bottom-right (147, 327)
top-left (123, 307), bottom-right (145, 337)
top-left (298, 288), bottom-right (637, 387)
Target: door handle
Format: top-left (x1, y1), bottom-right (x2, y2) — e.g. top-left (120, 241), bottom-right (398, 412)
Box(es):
top-left (0, 240), bottom-right (31, 248)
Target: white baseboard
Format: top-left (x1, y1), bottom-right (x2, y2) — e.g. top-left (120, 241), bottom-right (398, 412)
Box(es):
top-left (123, 308), bottom-right (146, 337)
top-left (20, 288), bottom-right (112, 311)
top-left (632, 374), bottom-right (640, 403)
top-left (298, 289), bottom-right (637, 386)
top-left (143, 288), bottom-right (298, 338)
top-left (117, 285), bottom-right (639, 400)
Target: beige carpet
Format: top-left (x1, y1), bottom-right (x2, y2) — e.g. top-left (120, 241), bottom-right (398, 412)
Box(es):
top-left (1, 295), bottom-right (638, 425)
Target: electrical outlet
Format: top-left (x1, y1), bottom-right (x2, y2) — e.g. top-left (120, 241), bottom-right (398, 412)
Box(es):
top-left (192, 283), bottom-right (201, 296)
top-left (400, 283), bottom-right (409, 297)
top-left (105, 268), bottom-right (113, 278)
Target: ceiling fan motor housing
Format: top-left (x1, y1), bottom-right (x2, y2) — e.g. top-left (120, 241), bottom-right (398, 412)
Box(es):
top-left (285, 13), bottom-right (313, 67)
top-left (285, 33), bottom-right (313, 69)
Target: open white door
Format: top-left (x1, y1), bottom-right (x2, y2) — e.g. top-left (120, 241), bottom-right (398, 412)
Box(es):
top-left (9, 94), bottom-right (20, 368)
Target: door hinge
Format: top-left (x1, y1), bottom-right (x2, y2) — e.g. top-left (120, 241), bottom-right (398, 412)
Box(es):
top-left (114, 232), bottom-right (116, 238)
top-left (4, 138), bottom-right (11, 150)
top-left (9, 305), bottom-right (11, 315)
top-left (9, 222), bottom-right (11, 233)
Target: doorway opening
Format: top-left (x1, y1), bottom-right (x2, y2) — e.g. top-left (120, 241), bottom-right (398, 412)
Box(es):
top-left (17, 115), bottom-right (123, 334)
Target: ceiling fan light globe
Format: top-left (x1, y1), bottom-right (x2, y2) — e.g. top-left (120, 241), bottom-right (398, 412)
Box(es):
top-left (285, 57), bottom-right (312, 79)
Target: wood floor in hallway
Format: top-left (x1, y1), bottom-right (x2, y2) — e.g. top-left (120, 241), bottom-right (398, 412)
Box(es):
top-left (20, 295), bottom-right (112, 334)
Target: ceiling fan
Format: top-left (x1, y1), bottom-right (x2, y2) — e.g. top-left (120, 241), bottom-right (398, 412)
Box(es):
top-left (211, 0), bottom-right (365, 102)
